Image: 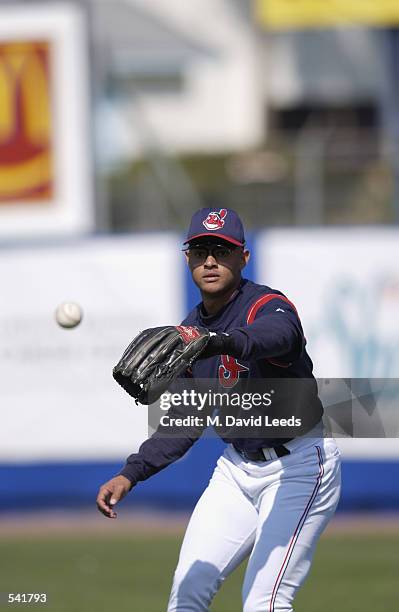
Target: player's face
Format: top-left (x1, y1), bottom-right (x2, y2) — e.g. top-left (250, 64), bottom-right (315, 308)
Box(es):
top-left (185, 239), bottom-right (250, 296)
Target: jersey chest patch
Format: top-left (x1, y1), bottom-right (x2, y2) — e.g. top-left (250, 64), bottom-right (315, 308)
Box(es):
top-left (218, 355), bottom-right (249, 388)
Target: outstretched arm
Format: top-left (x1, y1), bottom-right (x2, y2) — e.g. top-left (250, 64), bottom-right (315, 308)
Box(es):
top-left (96, 375), bottom-right (206, 519)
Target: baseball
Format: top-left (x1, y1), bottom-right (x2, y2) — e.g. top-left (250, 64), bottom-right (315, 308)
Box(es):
top-left (55, 302), bottom-right (83, 329)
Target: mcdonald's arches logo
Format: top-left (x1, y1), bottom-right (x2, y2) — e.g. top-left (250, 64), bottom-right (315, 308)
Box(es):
top-left (0, 41), bottom-right (54, 203)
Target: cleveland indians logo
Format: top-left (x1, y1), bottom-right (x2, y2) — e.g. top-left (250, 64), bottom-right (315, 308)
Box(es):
top-left (203, 209), bottom-right (227, 231)
top-left (218, 355), bottom-right (248, 388)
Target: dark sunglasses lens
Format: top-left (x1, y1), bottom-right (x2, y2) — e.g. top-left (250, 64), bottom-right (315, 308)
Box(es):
top-left (213, 246), bottom-right (232, 259)
top-left (190, 248), bottom-right (208, 261)
top-left (187, 245), bottom-right (235, 262)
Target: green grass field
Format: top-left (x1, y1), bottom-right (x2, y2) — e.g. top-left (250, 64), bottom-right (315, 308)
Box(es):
top-left (1, 531), bottom-right (398, 611)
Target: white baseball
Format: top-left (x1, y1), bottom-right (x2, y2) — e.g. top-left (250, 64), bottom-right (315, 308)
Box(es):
top-left (55, 302), bottom-right (83, 329)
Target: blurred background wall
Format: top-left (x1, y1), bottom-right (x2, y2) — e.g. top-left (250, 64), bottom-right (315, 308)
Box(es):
top-left (1, 0), bottom-right (399, 513)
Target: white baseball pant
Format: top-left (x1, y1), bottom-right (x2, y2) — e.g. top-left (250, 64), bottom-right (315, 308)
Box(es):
top-left (167, 429), bottom-right (341, 612)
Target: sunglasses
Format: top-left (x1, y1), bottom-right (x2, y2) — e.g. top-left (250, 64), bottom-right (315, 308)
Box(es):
top-left (183, 243), bottom-right (239, 264)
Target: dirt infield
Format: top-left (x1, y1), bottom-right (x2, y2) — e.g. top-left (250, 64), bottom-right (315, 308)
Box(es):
top-left (1, 510), bottom-right (399, 538)
top-left (0, 510), bottom-right (190, 538)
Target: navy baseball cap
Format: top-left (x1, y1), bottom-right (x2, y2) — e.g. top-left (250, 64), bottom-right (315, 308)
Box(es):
top-left (184, 207), bottom-right (245, 247)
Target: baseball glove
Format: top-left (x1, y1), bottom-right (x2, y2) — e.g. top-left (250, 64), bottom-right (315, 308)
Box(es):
top-left (113, 325), bottom-right (211, 404)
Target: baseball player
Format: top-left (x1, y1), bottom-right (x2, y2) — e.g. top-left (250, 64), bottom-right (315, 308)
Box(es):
top-left (97, 208), bottom-right (341, 611)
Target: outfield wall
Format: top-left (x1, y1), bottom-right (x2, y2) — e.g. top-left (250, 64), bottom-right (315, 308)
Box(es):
top-left (1, 230), bottom-right (399, 511)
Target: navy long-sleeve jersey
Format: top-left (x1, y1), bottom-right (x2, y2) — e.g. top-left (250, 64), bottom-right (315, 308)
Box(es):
top-left (119, 279), bottom-right (323, 486)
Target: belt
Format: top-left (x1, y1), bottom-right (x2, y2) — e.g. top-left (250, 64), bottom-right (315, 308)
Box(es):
top-left (236, 444), bottom-right (290, 462)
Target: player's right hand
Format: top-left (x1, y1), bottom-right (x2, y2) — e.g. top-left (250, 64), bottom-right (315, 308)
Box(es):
top-left (96, 475), bottom-right (132, 519)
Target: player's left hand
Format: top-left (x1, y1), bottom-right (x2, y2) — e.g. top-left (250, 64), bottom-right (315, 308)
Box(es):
top-left (113, 325), bottom-right (211, 404)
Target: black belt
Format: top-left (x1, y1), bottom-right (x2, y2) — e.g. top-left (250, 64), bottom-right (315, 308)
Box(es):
top-left (237, 444), bottom-right (290, 462)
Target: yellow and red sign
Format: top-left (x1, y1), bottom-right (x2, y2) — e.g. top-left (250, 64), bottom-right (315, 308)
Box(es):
top-left (0, 41), bottom-right (53, 203)
top-left (256, 0), bottom-right (399, 29)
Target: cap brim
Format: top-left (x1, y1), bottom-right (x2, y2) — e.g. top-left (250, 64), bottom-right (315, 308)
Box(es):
top-left (183, 232), bottom-right (244, 247)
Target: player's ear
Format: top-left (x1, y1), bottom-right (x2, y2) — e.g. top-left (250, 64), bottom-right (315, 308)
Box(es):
top-left (240, 249), bottom-right (250, 270)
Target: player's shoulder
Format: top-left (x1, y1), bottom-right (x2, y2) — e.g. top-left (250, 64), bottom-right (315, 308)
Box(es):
top-left (240, 279), bottom-right (287, 301)
top-left (241, 279), bottom-right (298, 321)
